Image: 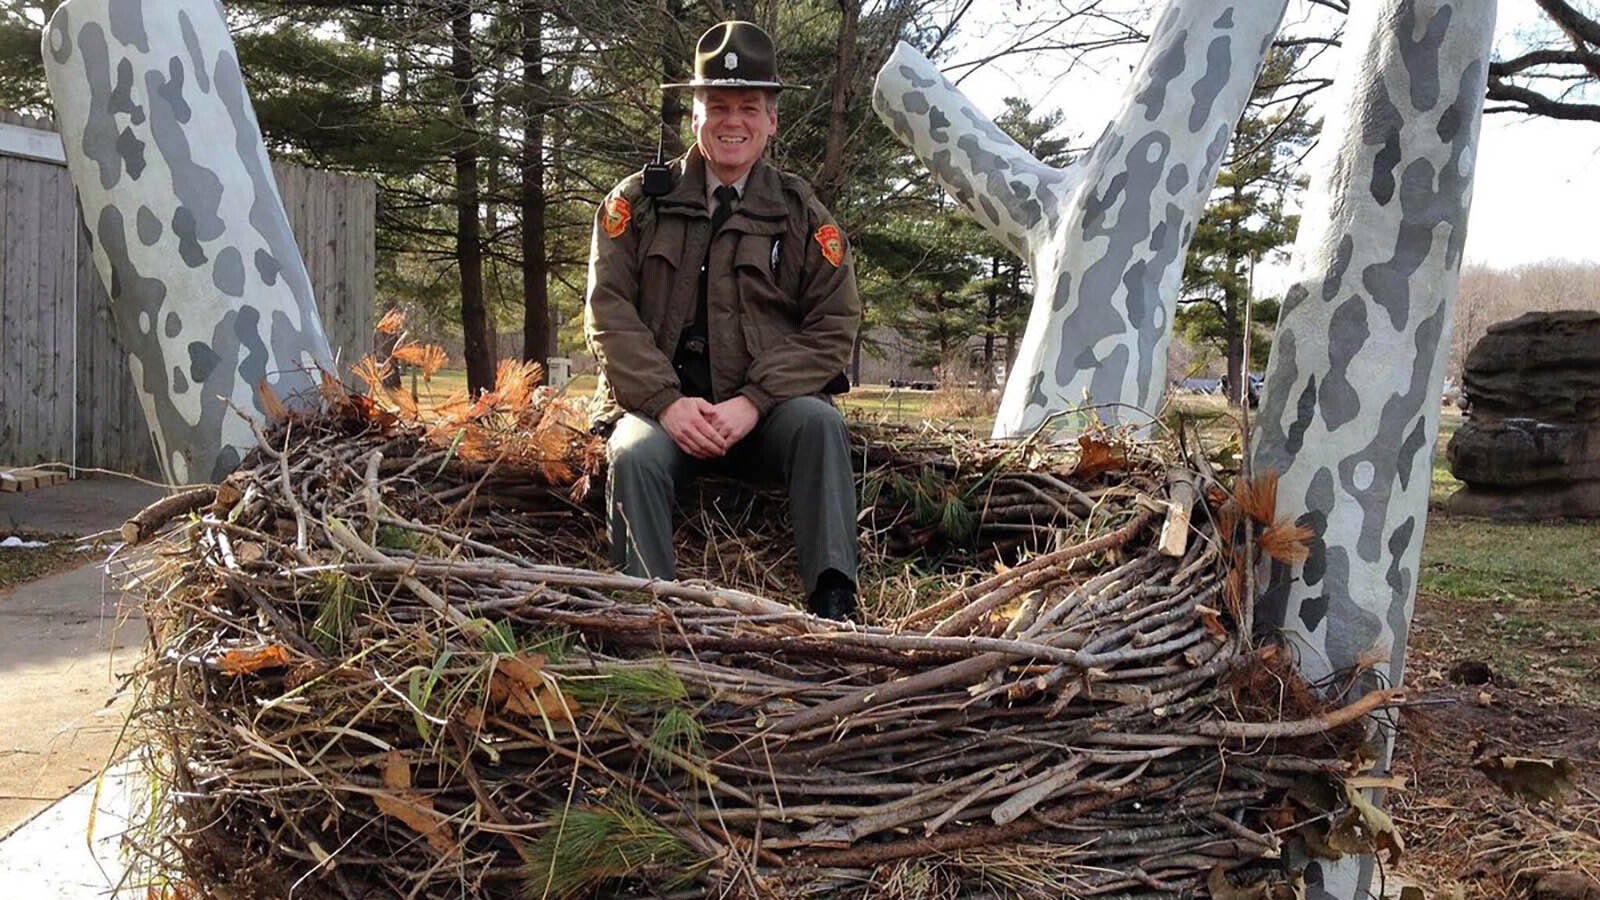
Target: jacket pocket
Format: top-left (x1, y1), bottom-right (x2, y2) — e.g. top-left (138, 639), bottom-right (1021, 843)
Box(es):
top-left (734, 236), bottom-right (793, 351)
top-left (639, 236), bottom-right (680, 335)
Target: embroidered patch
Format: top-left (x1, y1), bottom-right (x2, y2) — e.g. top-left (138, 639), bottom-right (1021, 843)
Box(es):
top-left (814, 224), bottom-right (845, 268)
top-left (601, 195), bottom-right (631, 239)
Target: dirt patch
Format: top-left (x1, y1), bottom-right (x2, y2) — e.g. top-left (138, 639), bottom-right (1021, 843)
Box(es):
top-left (1391, 585), bottom-right (1600, 897)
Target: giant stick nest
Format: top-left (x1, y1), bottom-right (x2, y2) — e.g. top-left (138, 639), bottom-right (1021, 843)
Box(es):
top-left (116, 325), bottom-right (1406, 900)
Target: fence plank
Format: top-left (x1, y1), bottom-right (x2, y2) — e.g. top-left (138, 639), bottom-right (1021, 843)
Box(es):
top-left (0, 156), bottom-right (13, 462)
top-left (4, 158), bottom-right (42, 464)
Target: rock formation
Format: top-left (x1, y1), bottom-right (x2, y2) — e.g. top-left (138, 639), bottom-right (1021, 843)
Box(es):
top-left (1447, 311), bottom-right (1600, 519)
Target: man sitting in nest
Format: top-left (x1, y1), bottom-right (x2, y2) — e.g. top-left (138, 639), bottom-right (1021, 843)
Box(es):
top-left (583, 21), bottom-right (862, 621)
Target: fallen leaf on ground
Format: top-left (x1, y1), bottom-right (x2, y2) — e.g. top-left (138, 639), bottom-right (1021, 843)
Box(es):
top-left (1472, 754), bottom-right (1579, 807)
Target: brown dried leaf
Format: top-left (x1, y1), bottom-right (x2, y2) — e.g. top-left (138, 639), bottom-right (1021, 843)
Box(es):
top-left (1261, 794), bottom-right (1299, 834)
top-left (374, 751), bottom-right (456, 855)
top-left (394, 344), bottom-right (448, 379)
top-left (504, 682), bottom-right (576, 723)
top-left (1070, 435), bottom-right (1128, 478)
top-left (217, 644), bottom-right (291, 676)
top-left (376, 308), bottom-right (407, 335)
top-left (1259, 520), bottom-right (1314, 565)
top-left (258, 379), bottom-right (289, 423)
top-left (210, 481), bottom-right (244, 517)
top-left (381, 750), bottom-right (412, 791)
top-left (1326, 784), bottom-right (1403, 865)
top-left (490, 655), bottom-right (575, 723)
top-left (497, 654), bottom-right (547, 691)
top-left (1196, 603), bottom-right (1229, 638)
top-left (1473, 755), bottom-right (1578, 807)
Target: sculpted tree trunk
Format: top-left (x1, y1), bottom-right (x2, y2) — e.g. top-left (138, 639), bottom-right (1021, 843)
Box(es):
top-left (873, 0), bottom-right (1289, 438)
top-left (1250, 1), bottom-right (1496, 897)
top-left (42, 0), bottom-right (335, 485)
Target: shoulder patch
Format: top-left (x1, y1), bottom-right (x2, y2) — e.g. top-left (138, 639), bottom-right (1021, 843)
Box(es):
top-left (814, 224), bottom-right (845, 268)
top-left (602, 195), bottom-right (631, 239)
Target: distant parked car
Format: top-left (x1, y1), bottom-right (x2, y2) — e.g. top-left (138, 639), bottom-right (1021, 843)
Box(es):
top-left (1177, 377), bottom-right (1222, 394)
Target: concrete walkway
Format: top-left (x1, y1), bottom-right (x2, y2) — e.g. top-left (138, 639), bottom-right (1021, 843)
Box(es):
top-left (0, 474), bottom-right (163, 889)
top-left (0, 757), bottom-right (141, 897)
top-left (0, 562), bottom-right (146, 837)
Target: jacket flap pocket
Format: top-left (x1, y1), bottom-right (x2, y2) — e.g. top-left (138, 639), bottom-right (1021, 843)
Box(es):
top-left (732, 235), bottom-right (780, 273)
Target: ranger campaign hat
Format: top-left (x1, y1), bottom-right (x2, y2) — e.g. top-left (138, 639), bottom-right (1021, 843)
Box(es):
top-left (662, 21), bottom-right (808, 91)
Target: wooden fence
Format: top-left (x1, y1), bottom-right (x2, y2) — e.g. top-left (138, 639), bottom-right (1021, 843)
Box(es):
top-left (0, 109), bottom-right (376, 479)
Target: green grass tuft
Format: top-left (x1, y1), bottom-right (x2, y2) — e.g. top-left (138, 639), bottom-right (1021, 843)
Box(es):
top-left (565, 664), bottom-right (687, 712)
top-left (308, 572), bottom-right (363, 652)
top-left (645, 705), bottom-right (705, 771)
top-left (375, 523), bottom-right (421, 551)
top-left (521, 801), bottom-right (698, 899)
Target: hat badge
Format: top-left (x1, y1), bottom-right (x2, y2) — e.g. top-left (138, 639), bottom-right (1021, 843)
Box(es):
top-left (725, 52), bottom-right (738, 70)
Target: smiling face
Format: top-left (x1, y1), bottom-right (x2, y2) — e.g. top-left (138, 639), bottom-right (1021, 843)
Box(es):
top-left (692, 88), bottom-right (778, 185)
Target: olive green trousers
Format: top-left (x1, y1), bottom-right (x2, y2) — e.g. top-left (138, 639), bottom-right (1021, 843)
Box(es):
top-left (605, 396), bottom-right (857, 594)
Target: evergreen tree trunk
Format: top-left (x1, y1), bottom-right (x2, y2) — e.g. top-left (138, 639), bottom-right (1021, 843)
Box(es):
top-left (983, 256), bottom-right (999, 391)
top-left (1224, 289), bottom-right (1244, 407)
top-left (521, 0), bottom-right (552, 375)
top-left (658, 0), bottom-right (688, 157)
top-left (814, 0), bottom-right (860, 209)
top-left (451, 0), bottom-right (493, 394)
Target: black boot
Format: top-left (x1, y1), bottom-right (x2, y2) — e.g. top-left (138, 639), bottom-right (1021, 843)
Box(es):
top-left (806, 570), bottom-right (858, 622)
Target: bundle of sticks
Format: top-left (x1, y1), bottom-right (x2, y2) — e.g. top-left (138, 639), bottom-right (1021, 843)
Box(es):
top-left (121, 363), bottom-right (1399, 900)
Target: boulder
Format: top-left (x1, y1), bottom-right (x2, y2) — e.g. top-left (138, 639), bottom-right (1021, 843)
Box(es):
top-left (1446, 311), bottom-right (1600, 519)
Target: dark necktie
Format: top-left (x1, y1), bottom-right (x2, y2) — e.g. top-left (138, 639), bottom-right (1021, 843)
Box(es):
top-left (675, 185), bottom-right (741, 400)
top-left (710, 184), bottom-right (738, 236)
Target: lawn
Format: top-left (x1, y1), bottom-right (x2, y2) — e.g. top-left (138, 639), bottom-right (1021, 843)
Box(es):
top-left (0, 533), bottom-right (97, 591)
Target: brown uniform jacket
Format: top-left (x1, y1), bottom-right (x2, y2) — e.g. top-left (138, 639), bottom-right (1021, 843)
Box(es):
top-left (584, 147), bottom-right (861, 426)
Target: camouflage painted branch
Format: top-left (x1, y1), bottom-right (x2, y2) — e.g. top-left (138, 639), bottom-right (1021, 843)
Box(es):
top-left (1251, 1), bottom-right (1497, 896)
top-left (872, 1), bottom-right (1289, 438)
top-left (42, 0), bottom-right (334, 485)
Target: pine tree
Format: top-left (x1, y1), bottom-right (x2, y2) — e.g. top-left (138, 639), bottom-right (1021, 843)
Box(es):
top-left (1177, 47), bottom-right (1318, 406)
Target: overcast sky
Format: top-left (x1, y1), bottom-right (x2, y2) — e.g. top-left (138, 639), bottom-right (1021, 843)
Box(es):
top-left (943, 1), bottom-right (1598, 277)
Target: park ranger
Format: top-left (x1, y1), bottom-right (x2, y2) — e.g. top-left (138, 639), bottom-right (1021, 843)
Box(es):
top-left (584, 21), bottom-right (862, 620)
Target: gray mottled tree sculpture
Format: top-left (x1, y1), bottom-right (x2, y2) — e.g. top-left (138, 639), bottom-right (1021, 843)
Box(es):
top-left (42, 0), bottom-right (334, 485)
top-left (873, 0), bottom-right (1288, 438)
top-left (1252, 1), bottom-right (1496, 897)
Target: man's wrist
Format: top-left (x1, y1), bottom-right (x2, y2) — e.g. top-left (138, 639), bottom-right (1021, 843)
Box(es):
top-left (737, 384), bottom-right (775, 416)
top-left (639, 387), bottom-right (685, 420)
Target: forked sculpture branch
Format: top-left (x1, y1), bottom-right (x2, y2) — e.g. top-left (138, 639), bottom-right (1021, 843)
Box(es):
top-left (873, 0), bottom-right (1290, 438)
top-left (1252, 1), bottom-right (1496, 895)
top-left (876, 0), bottom-right (1497, 897)
top-left (43, 0), bottom-right (333, 485)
